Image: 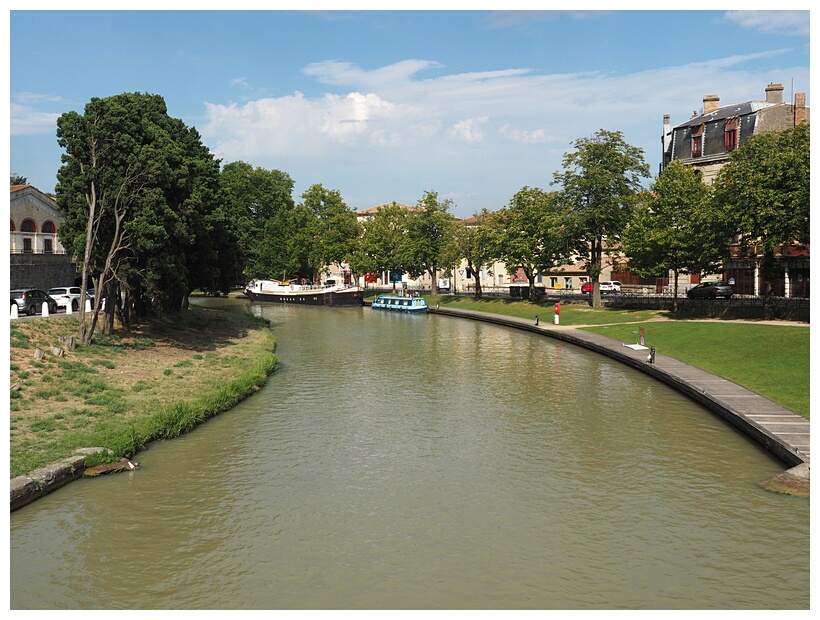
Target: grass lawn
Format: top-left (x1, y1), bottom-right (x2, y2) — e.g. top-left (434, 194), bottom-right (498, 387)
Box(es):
top-left (583, 321), bottom-right (809, 418)
top-left (9, 307), bottom-right (277, 478)
top-left (419, 294), bottom-right (810, 418)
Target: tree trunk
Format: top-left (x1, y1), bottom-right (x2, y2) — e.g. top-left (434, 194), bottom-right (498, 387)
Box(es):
top-left (672, 270), bottom-right (680, 313)
top-left (78, 183), bottom-right (99, 345)
top-left (527, 271), bottom-right (538, 302)
top-left (760, 249), bottom-right (777, 320)
top-left (468, 262), bottom-right (483, 300)
top-left (590, 237), bottom-right (604, 308)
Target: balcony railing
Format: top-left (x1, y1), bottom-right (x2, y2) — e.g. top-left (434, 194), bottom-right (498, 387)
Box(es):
top-left (9, 232), bottom-right (67, 255)
top-left (9, 247), bottom-right (68, 255)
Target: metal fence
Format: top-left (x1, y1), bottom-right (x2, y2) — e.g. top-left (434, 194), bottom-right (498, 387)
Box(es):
top-left (601, 292), bottom-right (809, 321)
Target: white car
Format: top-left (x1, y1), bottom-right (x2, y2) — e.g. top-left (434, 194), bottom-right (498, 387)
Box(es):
top-left (47, 286), bottom-right (83, 311)
top-left (599, 280), bottom-right (622, 293)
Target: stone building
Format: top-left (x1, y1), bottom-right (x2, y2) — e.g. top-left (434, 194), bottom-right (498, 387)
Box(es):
top-left (660, 83), bottom-right (809, 297)
top-left (9, 184), bottom-right (77, 291)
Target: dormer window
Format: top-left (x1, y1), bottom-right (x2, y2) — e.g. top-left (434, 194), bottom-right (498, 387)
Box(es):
top-left (725, 117), bottom-right (739, 152)
top-left (691, 124), bottom-right (704, 158)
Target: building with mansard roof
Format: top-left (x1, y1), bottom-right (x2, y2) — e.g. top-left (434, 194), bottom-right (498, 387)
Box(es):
top-left (660, 83), bottom-right (809, 298)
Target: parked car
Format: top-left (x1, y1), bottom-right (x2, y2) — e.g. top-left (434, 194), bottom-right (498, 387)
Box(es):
top-left (47, 286), bottom-right (83, 311)
top-left (687, 281), bottom-right (733, 299)
top-left (599, 280), bottom-right (622, 293)
top-left (10, 288), bottom-right (60, 316)
top-left (580, 282), bottom-right (594, 294)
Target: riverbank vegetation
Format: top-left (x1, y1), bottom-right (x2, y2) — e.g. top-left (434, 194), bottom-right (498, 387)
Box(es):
top-left (8, 307), bottom-right (277, 478)
top-left (422, 295), bottom-right (809, 418)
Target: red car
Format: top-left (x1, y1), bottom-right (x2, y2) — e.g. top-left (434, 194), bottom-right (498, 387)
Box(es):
top-left (581, 282), bottom-right (594, 294)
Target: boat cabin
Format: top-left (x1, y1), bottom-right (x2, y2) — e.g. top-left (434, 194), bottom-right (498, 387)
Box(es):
top-left (371, 295), bottom-right (428, 313)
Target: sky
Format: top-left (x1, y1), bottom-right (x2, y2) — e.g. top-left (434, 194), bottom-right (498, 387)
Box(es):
top-left (6, 6), bottom-right (812, 219)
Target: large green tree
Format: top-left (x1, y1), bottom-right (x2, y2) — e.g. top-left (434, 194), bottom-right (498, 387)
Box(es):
top-left (300, 183), bottom-right (361, 282)
top-left (219, 161), bottom-right (295, 279)
top-left (711, 122), bottom-right (810, 315)
top-left (354, 202), bottom-right (411, 291)
top-left (553, 129), bottom-right (650, 307)
top-left (453, 209), bottom-right (500, 299)
top-left (622, 161), bottom-right (725, 310)
top-left (403, 191), bottom-right (458, 292)
top-left (493, 187), bottom-right (573, 302)
top-left (55, 92), bottom-right (233, 342)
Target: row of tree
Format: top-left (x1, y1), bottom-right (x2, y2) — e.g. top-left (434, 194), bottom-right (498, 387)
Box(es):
top-left (359, 121), bottom-right (808, 314)
top-left (53, 92), bottom-right (808, 343)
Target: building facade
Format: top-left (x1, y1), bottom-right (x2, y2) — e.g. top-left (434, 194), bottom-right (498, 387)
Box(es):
top-left (10, 185), bottom-right (76, 291)
top-left (661, 83), bottom-right (809, 297)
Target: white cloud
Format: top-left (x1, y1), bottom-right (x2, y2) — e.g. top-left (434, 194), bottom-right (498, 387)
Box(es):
top-left (448, 118), bottom-right (488, 143)
top-left (303, 59), bottom-right (445, 93)
top-left (9, 103), bottom-right (60, 136)
top-left (498, 125), bottom-right (560, 145)
top-left (723, 10), bottom-right (810, 37)
top-left (200, 54), bottom-right (809, 216)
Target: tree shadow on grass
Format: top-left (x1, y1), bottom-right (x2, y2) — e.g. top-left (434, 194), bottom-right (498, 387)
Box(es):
top-left (107, 307), bottom-right (267, 353)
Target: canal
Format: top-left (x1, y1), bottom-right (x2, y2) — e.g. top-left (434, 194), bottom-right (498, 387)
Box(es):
top-left (9, 301), bottom-right (809, 609)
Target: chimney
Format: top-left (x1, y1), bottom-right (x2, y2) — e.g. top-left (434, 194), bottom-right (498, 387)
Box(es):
top-left (765, 83), bottom-right (784, 104)
top-left (703, 95), bottom-right (720, 114)
top-left (795, 93), bottom-right (806, 125)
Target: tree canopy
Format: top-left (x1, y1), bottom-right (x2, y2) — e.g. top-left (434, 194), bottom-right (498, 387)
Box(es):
top-left (55, 92), bottom-right (237, 341)
top-left (553, 129), bottom-right (650, 306)
top-left (219, 161), bottom-right (295, 279)
top-left (353, 202), bottom-right (411, 290)
top-left (622, 161), bottom-right (725, 307)
top-left (493, 186), bottom-right (573, 301)
top-left (452, 209), bottom-right (500, 299)
top-left (711, 122), bottom-right (810, 300)
top-left (403, 191), bottom-right (458, 288)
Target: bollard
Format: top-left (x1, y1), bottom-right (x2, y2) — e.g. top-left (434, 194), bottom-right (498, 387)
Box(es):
top-left (535, 315), bottom-right (539, 326)
top-left (646, 345), bottom-right (656, 364)
top-left (553, 302), bottom-right (560, 325)
top-left (85, 298), bottom-right (92, 312)
top-left (66, 302), bottom-right (72, 315)
top-left (10, 303), bottom-right (18, 320)
top-left (42, 302), bottom-right (49, 317)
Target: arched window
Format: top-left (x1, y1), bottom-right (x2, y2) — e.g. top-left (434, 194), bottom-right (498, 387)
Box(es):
top-left (21, 219), bottom-right (37, 233)
top-left (42, 221), bottom-right (56, 234)
top-left (10, 219), bottom-right (16, 232)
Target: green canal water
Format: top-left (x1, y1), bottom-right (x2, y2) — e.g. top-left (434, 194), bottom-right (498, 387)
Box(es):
top-left (9, 300), bottom-right (809, 609)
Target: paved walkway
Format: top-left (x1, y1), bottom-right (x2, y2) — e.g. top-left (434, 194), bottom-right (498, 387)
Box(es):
top-left (428, 307), bottom-right (810, 470)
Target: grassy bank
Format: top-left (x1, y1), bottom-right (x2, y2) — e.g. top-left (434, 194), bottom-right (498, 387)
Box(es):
top-left (8, 307), bottom-right (277, 478)
top-left (422, 294), bottom-right (810, 419)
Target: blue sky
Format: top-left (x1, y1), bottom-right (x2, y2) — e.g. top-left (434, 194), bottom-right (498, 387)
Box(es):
top-left (6, 8), bottom-right (811, 219)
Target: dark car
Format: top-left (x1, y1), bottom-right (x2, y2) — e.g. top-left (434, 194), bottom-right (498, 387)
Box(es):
top-left (10, 288), bottom-right (60, 315)
top-left (687, 282), bottom-right (733, 300)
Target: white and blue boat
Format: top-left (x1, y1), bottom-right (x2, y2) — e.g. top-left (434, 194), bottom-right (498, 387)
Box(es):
top-left (371, 294), bottom-right (428, 313)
